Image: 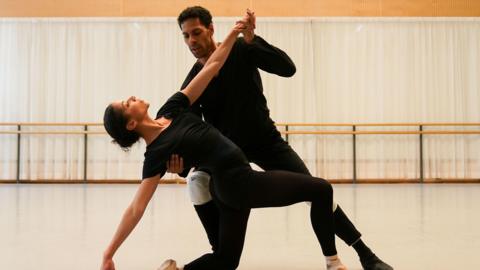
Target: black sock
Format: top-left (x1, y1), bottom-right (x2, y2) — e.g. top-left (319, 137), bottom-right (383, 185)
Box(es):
top-left (352, 239), bottom-right (374, 260)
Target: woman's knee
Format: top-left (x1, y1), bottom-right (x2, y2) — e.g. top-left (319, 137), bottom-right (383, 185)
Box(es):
top-left (313, 177), bottom-right (333, 200)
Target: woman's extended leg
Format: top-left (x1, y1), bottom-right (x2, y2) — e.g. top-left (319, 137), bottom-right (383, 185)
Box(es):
top-left (245, 170), bottom-right (339, 258)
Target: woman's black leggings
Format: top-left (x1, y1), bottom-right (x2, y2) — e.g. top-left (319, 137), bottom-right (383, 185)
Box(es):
top-left (184, 170), bottom-right (336, 270)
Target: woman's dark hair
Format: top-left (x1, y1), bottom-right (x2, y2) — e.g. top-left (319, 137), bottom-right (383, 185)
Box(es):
top-left (177, 6), bottom-right (212, 29)
top-left (103, 104), bottom-right (140, 151)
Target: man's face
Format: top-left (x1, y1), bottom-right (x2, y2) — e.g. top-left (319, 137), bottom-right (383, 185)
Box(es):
top-left (180, 18), bottom-right (214, 59)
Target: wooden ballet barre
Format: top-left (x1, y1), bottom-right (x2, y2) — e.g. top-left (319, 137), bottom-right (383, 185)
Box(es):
top-left (1, 130), bottom-right (479, 135)
top-left (0, 131), bottom-right (106, 135)
top-left (1, 121), bottom-right (479, 184)
top-left (1, 122), bottom-right (479, 136)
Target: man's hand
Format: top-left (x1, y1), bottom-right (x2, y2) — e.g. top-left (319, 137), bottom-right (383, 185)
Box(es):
top-left (242, 9), bottom-right (256, 43)
top-left (166, 154), bottom-right (184, 174)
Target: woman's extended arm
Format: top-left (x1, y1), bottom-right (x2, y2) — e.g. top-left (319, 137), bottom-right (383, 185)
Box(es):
top-left (100, 176), bottom-right (160, 270)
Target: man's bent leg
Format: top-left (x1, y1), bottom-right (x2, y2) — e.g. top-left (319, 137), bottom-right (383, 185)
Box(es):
top-left (184, 197), bottom-right (250, 270)
top-left (187, 170), bottom-right (220, 251)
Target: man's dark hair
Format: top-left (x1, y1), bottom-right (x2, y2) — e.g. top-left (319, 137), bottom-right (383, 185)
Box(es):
top-left (177, 6), bottom-right (213, 29)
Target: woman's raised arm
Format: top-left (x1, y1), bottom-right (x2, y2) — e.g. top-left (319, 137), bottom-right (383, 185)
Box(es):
top-left (181, 16), bottom-right (251, 105)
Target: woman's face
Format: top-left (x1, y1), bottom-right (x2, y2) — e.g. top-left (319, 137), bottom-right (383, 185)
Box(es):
top-left (111, 96), bottom-right (149, 125)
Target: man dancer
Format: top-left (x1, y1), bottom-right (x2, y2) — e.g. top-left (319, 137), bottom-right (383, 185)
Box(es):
top-left (171, 6), bottom-right (392, 270)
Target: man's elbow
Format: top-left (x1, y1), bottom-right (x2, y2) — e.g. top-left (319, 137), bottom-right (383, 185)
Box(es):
top-left (281, 64), bottom-right (296, 77)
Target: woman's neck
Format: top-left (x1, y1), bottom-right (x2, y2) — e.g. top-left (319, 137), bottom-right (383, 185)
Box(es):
top-left (137, 116), bottom-right (171, 145)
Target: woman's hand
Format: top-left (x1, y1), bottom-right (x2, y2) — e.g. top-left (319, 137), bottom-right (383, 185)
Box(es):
top-left (101, 257), bottom-right (115, 270)
top-left (232, 21), bottom-right (247, 34)
top-left (233, 12), bottom-right (252, 34)
top-left (242, 9), bottom-right (256, 43)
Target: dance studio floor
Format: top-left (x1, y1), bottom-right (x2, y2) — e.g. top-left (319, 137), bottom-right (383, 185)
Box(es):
top-left (0, 183), bottom-right (479, 270)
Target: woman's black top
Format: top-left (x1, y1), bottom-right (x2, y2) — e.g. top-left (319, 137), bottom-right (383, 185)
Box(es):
top-left (142, 92), bottom-right (251, 207)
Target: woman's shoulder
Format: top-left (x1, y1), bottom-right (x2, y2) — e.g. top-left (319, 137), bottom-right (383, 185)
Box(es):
top-left (156, 92), bottom-right (190, 119)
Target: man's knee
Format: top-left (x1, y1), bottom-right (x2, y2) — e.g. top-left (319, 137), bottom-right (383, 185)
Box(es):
top-left (186, 170), bottom-right (212, 205)
top-left (213, 253), bottom-right (241, 270)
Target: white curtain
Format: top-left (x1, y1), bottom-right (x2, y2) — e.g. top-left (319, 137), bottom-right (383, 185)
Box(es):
top-left (0, 17), bottom-right (479, 181)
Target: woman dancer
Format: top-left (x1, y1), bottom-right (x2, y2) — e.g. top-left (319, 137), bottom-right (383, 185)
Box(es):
top-left (101, 16), bottom-right (347, 270)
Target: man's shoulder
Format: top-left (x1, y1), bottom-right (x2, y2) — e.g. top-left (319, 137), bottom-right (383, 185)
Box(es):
top-left (189, 61), bottom-right (203, 72)
top-left (181, 61), bottom-right (203, 88)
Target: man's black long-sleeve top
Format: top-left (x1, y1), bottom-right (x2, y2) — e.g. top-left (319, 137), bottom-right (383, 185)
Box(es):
top-left (180, 35), bottom-right (296, 154)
